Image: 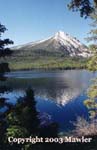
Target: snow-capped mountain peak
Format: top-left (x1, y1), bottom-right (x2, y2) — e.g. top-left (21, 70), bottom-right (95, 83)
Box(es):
top-left (54, 31), bottom-right (67, 40)
top-left (12, 31), bottom-right (91, 57)
top-left (53, 31), bottom-right (80, 46)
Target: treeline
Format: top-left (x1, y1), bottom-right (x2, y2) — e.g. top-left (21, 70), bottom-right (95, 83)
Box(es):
top-left (2, 56), bottom-right (87, 71)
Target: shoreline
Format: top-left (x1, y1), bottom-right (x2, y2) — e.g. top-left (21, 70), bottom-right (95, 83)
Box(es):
top-left (9, 67), bottom-right (87, 72)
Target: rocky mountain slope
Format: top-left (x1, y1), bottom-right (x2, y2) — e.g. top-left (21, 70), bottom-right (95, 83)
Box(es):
top-left (12, 31), bottom-right (90, 58)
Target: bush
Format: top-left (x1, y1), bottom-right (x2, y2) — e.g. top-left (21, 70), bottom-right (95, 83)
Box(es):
top-left (73, 117), bottom-right (97, 136)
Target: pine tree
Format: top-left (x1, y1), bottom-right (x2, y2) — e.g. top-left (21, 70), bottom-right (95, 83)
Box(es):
top-left (0, 23), bottom-right (13, 55)
top-left (68, 0), bottom-right (97, 17)
top-left (0, 23), bottom-right (13, 149)
top-left (0, 23), bottom-right (13, 74)
top-left (6, 88), bottom-right (40, 149)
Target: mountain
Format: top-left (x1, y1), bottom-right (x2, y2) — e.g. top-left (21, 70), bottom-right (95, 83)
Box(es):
top-left (12, 31), bottom-right (90, 58)
top-left (5, 31), bottom-right (91, 70)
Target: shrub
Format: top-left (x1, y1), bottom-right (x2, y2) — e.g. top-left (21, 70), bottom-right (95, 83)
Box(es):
top-left (73, 117), bottom-right (97, 136)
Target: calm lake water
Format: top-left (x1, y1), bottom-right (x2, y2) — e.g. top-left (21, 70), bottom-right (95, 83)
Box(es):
top-left (0, 70), bottom-right (96, 132)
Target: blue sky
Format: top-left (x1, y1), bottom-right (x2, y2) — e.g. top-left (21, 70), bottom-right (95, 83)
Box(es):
top-left (0, 0), bottom-right (91, 46)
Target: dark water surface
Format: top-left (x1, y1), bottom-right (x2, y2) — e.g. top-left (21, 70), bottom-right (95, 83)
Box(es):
top-left (0, 70), bottom-right (96, 132)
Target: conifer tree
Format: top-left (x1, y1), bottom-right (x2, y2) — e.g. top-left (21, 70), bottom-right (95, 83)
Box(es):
top-left (0, 23), bottom-right (13, 74)
top-left (0, 23), bottom-right (13, 149)
top-left (68, 0), bottom-right (97, 17)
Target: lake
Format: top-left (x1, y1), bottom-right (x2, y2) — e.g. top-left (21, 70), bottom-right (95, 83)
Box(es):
top-left (0, 70), bottom-right (96, 132)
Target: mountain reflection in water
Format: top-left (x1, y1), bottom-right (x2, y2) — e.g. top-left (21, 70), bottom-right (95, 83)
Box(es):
top-left (1, 70), bottom-right (96, 106)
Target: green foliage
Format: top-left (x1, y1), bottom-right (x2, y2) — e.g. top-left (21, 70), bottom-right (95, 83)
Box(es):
top-left (88, 44), bottom-right (97, 52)
top-left (84, 99), bottom-right (96, 109)
top-left (84, 79), bottom-right (97, 119)
top-left (89, 110), bottom-right (97, 118)
top-left (0, 23), bottom-right (13, 58)
top-left (86, 9), bottom-right (97, 42)
top-left (68, 0), bottom-right (96, 17)
top-left (4, 88), bottom-right (59, 149)
top-left (3, 88), bottom-right (40, 149)
top-left (0, 23), bottom-right (13, 149)
top-left (0, 23), bottom-right (13, 74)
top-left (3, 56), bottom-right (87, 70)
top-left (6, 125), bottom-right (28, 138)
top-left (81, 7), bottom-right (97, 120)
top-left (87, 84), bottom-right (97, 98)
top-left (6, 88), bottom-right (40, 137)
